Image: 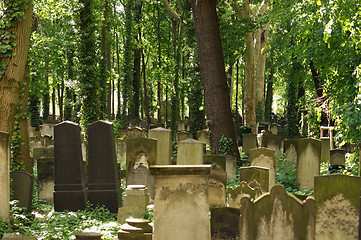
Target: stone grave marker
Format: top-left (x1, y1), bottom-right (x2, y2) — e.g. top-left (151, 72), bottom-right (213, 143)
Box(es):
top-left (269, 123), bottom-right (279, 135)
top-left (74, 232), bottom-right (102, 240)
top-left (150, 165), bottom-right (211, 240)
top-left (261, 133), bottom-right (283, 153)
top-left (249, 148), bottom-right (276, 189)
top-left (211, 207), bottom-right (240, 240)
top-left (203, 155), bottom-right (226, 171)
top-left (87, 120), bottom-right (121, 213)
top-left (115, 137), bottom-right (127, 167)
top-left (224, 154), bottom-right (237, 180)
top-left (314, 174), bottom-right (360, 240)
top-left (320, 137), bottom-right (330, 162)
top-left (177, 119), bottom-right (188, 131)
top-left (148, 127), bottom-right (171, 165)
top-left (176, 131), bottom-right (189, 142)
top-left (208, 169), bottom-right (227, 207)
top-left (117, 218), bottom-right (152, 240)
top-left (0, 132), bottom-right (10, 222)
top-left (296, 138), bottom-right (321, 190)
top-left (53, 121), bottom-right (87, 211)
top-left (10, 171), bottom-right (33, 212)
top-left (239, 166), bottom-right (269, 193)
top-left (41, 119), bottom-right (59, 138)
top-left (227, 181), bottom-right (261, 209)
top-left (177, 138), bottom-right (204, 165)
top-left (36, 157), bottom-right (54, 203)
top-left (128, 127), bottom-right (145, 138)
top-left (242, 133), bottom-right (257, 155)
top-left (126, 137), bottom-right (156, 199)
top-left (283, 138), bottom-right (299, 161)
top-left (330, 149), bottom-right (346, 166)
top-left (197, 129), bottom-right (209, 146)
top-left (239, 184), bottom-right (315, 240)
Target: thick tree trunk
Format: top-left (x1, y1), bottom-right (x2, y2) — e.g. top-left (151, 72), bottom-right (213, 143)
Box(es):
top-left (0, 0), bottom-right (33, 134)
top-left (190, 0), bottom-right (238, 155)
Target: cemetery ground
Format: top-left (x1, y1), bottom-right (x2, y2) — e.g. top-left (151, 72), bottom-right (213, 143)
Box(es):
top-left (0, 148), bottom-right (358, 239)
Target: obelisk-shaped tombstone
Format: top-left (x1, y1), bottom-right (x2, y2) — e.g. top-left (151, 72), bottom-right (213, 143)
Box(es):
top-left (87, 120), bottom-right (121, 213)
top-left (54, 121), bottom-right (87, 211)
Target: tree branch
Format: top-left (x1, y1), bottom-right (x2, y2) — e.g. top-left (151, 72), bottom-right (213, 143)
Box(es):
top-left (160, 0), bottom-right (180, 22)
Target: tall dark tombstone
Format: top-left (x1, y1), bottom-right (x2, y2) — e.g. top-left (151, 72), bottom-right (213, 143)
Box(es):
top-left (87, 120), bottom-right (121, 213)
top-left (10, 171), bottom-right (34, 212)
top-left (54, 121), bottom-right (87, 211)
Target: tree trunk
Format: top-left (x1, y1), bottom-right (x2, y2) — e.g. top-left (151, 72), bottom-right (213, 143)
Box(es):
top-left (190, 0), bottom-right (238, 155)
top-left (309, 61), bottom-right (323, 98)
top-left (0, 0), bottom-right (33, 134)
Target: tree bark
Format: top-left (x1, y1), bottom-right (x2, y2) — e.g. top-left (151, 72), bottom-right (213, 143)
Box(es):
top-left (0, 0), bottom-right (33, 134)
top-left (190, 0), bottom-right (238, 155)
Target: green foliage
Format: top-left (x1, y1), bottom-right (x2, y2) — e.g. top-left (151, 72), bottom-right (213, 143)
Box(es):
top-left (0, 218), bottom-right (10, 239)
top-left (28, 93), bottom-right (41, 131)
top-left (320, 149), bottom-right (359, 176)
top-left (218, 134), bottom-right (234, 155)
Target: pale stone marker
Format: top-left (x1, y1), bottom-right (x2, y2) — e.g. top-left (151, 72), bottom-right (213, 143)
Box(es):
top-left (296, 138), bottom-right (321, 190)
top-left (54, 121), bottom-right (87, 211)
top-left (261, 133), bottom-right (283, 153)
top-left (224, 154), bottom-right (237, 180)
top-left (41, 120), bottom-right (59, 138)
top-left (126, 137), bottom-right (157, 199)
top-left (249, 148), bottom-right (276, 189)
top-left (0, 131), bottom-right (10, 222)
top-left (176, 131), bottom-right (188, 142)
top-left (314, 174), bottom-right (360, 240)
top-left (197, 129), bottom-right (209, 146)
top-left (242, 133), bottom-right (257, 155)
top-left (270, 123), bottom-right (279, 135)
top-left (239, 184), bottom-right (315, 240)
top-left (329, 149), bottom-right (346, 166)
top-left (150, 165), bottom-right (211, 240)
top-left (227, 181), bottom-right (261, 208)
top-left (10, 171), bottom-right (33, 212)
top-left (177, 138), bottom-right (204, 165)
top-left (208, 169), bottom-right (227, 207)
top-left (148, 127), bottom-right (171, 165)
top-left (115, 137), bottom-right (127, 166)
top-left (239, 166), bottom-right (269, 193)
top-left (211, 207), bottom-right (240, 240)
top-left (283, 138), bottom-right (299, 161)
top-left (320, 137), bottom-right (330, 162)
top-left (118, 218), bottom-right (152, 240)
top-left (87, 120), bottom-right (121, 213)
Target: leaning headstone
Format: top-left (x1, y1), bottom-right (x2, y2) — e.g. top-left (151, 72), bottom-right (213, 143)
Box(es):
top-left (239, 166), bottom-right (269, 193)
top-left (208, 170), bottom-right (227, 207)
top-left (242, 133), bottom-right (257, 155)
top-left (117, 218), bottom-right (152, 240)
top-left (126, 137), bottom-right (156, 199)
top-left (2, 233), bottom-right (37, 240)
top-left (239, 184), bottom-right (315, 240)
top-left (150, 165), bottom-right (211, 240)
top-left (296, 138), bottom-right (321, 190)
top-left (227, 181), bottom-right (261, 209)
top-left (330, 149), bottom-right (346, 166)
top-left (148, 127), bottom-right (171, 165)
top-left (87, 121), bottom-right (121, 213)
top-left (203, 155), bottom-right (226, 171)
top-left (10, 171), bottom-right (33, 212)
top-left (0, 132), bottom-right (10, 222)
top-left (211, 207), bottom-right (240, 240)
top-left (197, 129), bottom-right (209, 146)
top-left (314, 174), bottom-right (360, 240)
top-left (320, 137), bottom-right (330, 163)
top-left (261, 133), bottom-right (283, 153)
top-left (53, 121), bottom-right (87, 211)
top-left (249, 148), bottom-right (276, 189)
top-left (36, 158), bottom-right (54, 203)
top-left (74, 232), bottom-right (102, 240)
top-left (177, 138), bottom-right (204, 165)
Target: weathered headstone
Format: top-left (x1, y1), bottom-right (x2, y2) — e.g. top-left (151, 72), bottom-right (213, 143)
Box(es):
top-left (177, 119), bottom-right (188, 131)
top-left (239, 166), bottom-right (269, 193)
top-left (150, 165), bottom-right (211, 240)
top-left (227, 181), bottom-right (261, 209)
top-left (269, 123), bottom-right (279, 135)
top-left (54, 121), bottom-right (87, 211)
top-left (87, 121), bottom-right (121, 213)
top-left (211, 207), bottom-right (240, 240)
top-left (203, 155), bottom-right (226, 171)
top-left (36, 158), bottom-right (54, 203)
top-left (224, 154), bottom-right (237, 180)
top-left (115, 137), bottom-right (127, 166)
top-left (177, 138), bottom-right (204, 165)
top-left (176, 131), bottom-right (188, 142)
top-left (10, 171), bottom-right (33, 212)
top-left (315, 174), bottom-right (360, 240)
top-left (320, 137), bottom-right (330, 162)
top-left (242, 133), bottom-right (257, 155)
top-left (197, 129), bottom-right (209, 146)
top-left (249, 148), bottom-right (276, 189)
top-left (239, 184), bottom-right (315, 240)
top-left (296, 138), bottom-right (321, 190)
top-left (0, 131), bottom-right (10, 222)
top-left (2, 233), bottom-right (37, 240)
top-left (41, 119), bottom-right (59, 138)
top-left (117, 218), bottom-right (152, 240)
top-left (208, 170), bottom-right (227, 207)
top-left (261, 133), bottom-right (283, 153)
top-left (148, 127), bottom-right (171, 165)
top-left (126, 137), bottom-right (156, 199)
top-left (283, 138), bottom-right (299, 161)
top-left (330, 149), bottom-right (346, 166)
top-left (128, 127), bottom-right (145, 138)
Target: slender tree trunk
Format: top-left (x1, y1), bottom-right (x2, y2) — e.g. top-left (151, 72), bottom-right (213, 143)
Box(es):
top-left (309, 61), bottom-right (323, 98)
top-left (190, 0), bottom-right (238, 155)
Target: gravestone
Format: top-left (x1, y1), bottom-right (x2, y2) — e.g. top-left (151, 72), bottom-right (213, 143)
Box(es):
top-left (249, 148), bottom-right (276, 189)
top-left (208, 170), bottom-right (227, 207)
top-left (53, 121), bottom-right (87, 211)
top-left (269, 123), bottom-right (280, 135)
top-left (239, 166), bottom-right (269, 193)
top-left (283, 138), bottom-right (299, 161)
top-left (128, 127), bottom-right (145, 138)
top-left (320, 137), bottom-right (330, 162)
top-left (239, 184), bottom-right (315, 240)
top-left (227, 181), bottom-right (261, 209)
top-left (87, 121), bottom-right (121, 213)
top-left (74, 232), bottom-right (102, 240)
top-left (148, 127), bottom-right (171, 165)
top-left (197, 129), bottom-right (209, 146)
top-left (115, 137), bottom-right (127, 166)
top-left (0, 131), bottom-right (10, 222)
top-left (211, 207), bottom-right (240, 240)
top-left (10, 171), bottom-right (33, 212)
top-left (315, 174), bottom-right (360, 240)
top-left (126, 137), bottom-right (156, 199)
top-left (1, 234), bottom-right (37, 240)
top-left (203, 155), bottom-right (226, 171)
top-left (36, 158), bottom-right (54, 203)
top-left (261, 133), bottom-right (283, 153)
top-left (41, 120), bottom-right (59, 138)
top-left (224, 154), bottom-right (237, 180)
top-left (296, 138), bottom-right (321, 190)
top-left (118, 218), bottom-right (152, 240)
top-left (242, 133), bottom-right (257, 155)
top-left (150, 165), bottom-right (211, 240)
top-left (330, 149), bottom-right (346, 166)
top-left (177, 138), bottom-right (204, 165)
top-left (177, 119), bottom-right (188, 131)
top-left (119, 127), bottom-right (129, 139)
top-left (176, 131), bottom-right (189, 142)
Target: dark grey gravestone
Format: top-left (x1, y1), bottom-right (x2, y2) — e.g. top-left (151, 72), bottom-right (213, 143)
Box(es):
top-left (211, 207), bottom-right (240, 240)
top-left (10, 171), bottom-right (33, 212)
top-left (87, 120), bottom-right (121, 213)
top-left (37, 158), bottom-right (54, 203)
top-left (53, 121), bottom-right (87, 212)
